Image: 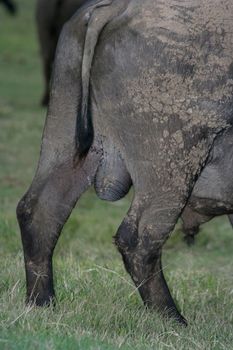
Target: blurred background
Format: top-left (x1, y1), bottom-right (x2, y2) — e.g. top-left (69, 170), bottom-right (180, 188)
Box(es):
top-left (1, 1), bottom-right (233, 349)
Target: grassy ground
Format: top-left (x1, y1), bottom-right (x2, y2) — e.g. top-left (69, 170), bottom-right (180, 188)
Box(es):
top-left (1, 1), bottom-right (233, 349)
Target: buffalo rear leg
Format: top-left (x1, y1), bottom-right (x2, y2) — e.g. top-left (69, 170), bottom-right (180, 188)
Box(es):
top-left (228, 214), bottom-right (233, 228)
top-left (17, 149), bottom-right (99, 306)
top-left (115, 195), bottom-right (188, 325)
top-left (181, 206), bottom-right (212, 246)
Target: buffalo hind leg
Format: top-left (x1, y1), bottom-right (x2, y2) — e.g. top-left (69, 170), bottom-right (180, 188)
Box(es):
top-left (181, 206), bottom-right (213, 245)
top-left (115, 195), bottom-right (187, 325)
top-left (17, 149), bottom-right (99, 306)
top-left (228, 214), bottom-right (233, 228)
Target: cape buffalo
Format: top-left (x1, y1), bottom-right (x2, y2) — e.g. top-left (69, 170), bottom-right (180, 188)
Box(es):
top-left (36, 0), bottom-right (87, 106)
top-left (17, 0), bottom-right (233, 324)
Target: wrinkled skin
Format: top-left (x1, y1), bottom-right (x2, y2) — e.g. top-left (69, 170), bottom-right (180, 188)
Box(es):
top-left (36, 0), bottom-right (87, 106)
top-left (17, 0), bottom-right (233, 324)
top-left (0, 0), bottom-right (17, 14)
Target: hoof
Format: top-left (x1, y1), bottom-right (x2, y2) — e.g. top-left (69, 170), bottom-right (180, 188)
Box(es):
top-left (184, 235), bottom-right (195, 246)
top-left (176, 314), bottom-right (188, 326)
top-left (26, 293), bottom-right (55, 307)
top-left (166, 308), bottom-right (188, 326)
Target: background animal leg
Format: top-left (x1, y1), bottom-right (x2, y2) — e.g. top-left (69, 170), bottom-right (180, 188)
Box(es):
top-left (0, 0), bottom-right (17, 15)
top-left (36, 0), bottom-right (57, 106)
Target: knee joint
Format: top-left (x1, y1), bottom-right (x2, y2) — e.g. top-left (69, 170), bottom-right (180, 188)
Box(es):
top-left (114, 219), bottom-right (138, 253)
top-left (16, 194), bottom-right (33, 229)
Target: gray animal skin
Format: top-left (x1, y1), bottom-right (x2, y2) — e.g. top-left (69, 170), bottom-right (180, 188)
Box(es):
top-left (36, 0), bottom-right (87, 106)
top-left (182, 209), bottom-right (233, 245)
top-left (182, 129), bottom-right (233, 245)
top-left (17, 0), bottom-right (233, 325)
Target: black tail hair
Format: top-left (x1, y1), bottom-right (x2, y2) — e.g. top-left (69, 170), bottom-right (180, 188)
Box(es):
top-left (76, 87), bottom-right (94, 159)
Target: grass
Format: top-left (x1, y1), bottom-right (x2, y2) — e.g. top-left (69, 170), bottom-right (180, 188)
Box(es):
top-left (1, 1), bottom-right (233, 349)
